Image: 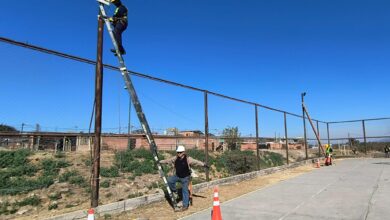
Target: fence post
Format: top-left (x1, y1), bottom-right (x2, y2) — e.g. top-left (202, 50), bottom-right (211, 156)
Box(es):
top-left (37, 136), bottom-right (41, 151)
top-left (204, 91), bottom-right (209, 181)
top-left (301, 93), bottom-right (308, 159)
top-left (327, 123), bottom-right (330, 149)
top-left (255, 105), bottom-right (260, 170)
top-left (284, 112), bottom-right (289, 165)
top-left (362, 120), bottom-right (367, 154)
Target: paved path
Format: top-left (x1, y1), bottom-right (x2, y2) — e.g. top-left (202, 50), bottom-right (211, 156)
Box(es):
top-left (182, 158), bottom-right (390, 220)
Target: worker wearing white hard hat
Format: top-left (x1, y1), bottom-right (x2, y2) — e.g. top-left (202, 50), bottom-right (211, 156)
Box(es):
top-left (161, 145), bottom-right (208, 212)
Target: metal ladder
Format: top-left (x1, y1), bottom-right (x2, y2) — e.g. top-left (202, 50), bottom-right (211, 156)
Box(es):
top-left (97, 1), bottom-right (178, 210)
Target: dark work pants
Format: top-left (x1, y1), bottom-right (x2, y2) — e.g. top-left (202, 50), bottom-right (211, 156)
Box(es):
top-left (113, 21), bottom-right (127, 53)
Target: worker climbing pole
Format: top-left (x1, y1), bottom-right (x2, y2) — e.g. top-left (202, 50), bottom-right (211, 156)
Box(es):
top-left (96, 0), bottom-right (179, 210)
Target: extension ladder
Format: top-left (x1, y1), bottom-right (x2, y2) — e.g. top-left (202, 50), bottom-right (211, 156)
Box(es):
top-left (97, 0), bottom-right (179, 210)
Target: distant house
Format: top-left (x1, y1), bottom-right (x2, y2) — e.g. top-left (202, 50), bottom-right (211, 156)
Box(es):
top-left (179, 130), bottom-right (204, 137)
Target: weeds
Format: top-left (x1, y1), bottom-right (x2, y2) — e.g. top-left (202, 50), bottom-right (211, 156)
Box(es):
top-left (69, 176), bottom-right (87, 187)
top-left (127, 192), bottom-right (143, 199)
top-left (100, 180), bottom-right (110, 188)
top-left (48, 192), bottom-right (62, 201)
top-left (48, 203), bottom-right (58, 210)
top-left (17, 195), bottom-right (41, 207)
top-left (0, 149), bottom-right (31, 168)
top-left (100, 166), bottom-right (120, 178)
top-left (59, 170), bottom-right (79, 182)
top-left (41, 159), bottom-right (71, 176)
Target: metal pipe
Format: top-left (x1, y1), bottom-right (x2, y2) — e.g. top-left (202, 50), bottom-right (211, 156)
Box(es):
top-left (303, 104), bottom-right (325, 156)
top-left (316, 120), bottom-right (320, 157)
top-left (91, 15), bottom-right (104, 208)
top-left (301, 93), bottom-right (308, 159)
top-left (255, 105), bottom-right (260, 170)
top-left (284, 112), bottom-right (289, 165)
top-left (327, 123), bottom-right (330, 148)
top-left (204, 92), bottom-right (209, 181)
top-left (328, 117), bottom-right (390, 124)
top-left (362, 120), bottom-right (367, 154)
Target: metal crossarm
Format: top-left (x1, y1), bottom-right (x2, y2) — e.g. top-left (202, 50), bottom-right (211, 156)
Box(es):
top-left (98, 2), bottom-right (178, 209)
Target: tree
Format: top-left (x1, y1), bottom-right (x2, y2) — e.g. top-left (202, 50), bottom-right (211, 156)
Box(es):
top-left (222, 126), bottom-right (241, 151)
top-left (0, 124), bottom-right (18, 132)
top-left (348, 138), bottom-right (360, 146)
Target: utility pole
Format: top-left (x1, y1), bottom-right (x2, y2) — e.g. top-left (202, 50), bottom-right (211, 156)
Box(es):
top-left (204, 92), bottom-right (210, 181)
top-left (255, 105), bottom-right (260, 170)
top-left (91, 12), bottom-right (104, 208)
top-left (301, 92), bottom-right (308, 159)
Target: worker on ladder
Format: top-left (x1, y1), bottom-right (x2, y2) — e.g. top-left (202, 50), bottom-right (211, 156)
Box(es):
top-left (108, 0), bottom-right (128, 55)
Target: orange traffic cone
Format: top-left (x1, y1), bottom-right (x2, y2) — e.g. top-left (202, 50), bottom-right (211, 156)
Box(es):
top-left (87, 208), bottom-right (94, 220)
top-left (211, 186), bottom-right (222, 220)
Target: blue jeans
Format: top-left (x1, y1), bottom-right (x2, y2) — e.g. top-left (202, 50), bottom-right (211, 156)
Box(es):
top-left (113, 21), bottom-right (127, 53)
top-left (168, 175), bottom-right (190, 207)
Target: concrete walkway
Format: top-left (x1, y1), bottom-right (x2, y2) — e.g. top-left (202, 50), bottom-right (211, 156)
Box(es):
top-left (182, 158), bottom-right (390, 220)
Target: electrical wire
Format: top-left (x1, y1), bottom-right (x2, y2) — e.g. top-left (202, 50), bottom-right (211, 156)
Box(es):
top-left (0, 36), bottom-right (326, 122)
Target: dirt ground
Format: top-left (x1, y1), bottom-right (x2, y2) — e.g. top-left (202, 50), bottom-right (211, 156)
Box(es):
top-left (99, 164), bottom-right (315, 220)
top-left (2, 150), bottom-right (319, 220)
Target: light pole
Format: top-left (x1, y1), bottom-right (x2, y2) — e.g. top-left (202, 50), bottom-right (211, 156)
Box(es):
top-left (125, 86), bottom-right (132, 149)
top-left (301, 92), bottom-right (308, 159)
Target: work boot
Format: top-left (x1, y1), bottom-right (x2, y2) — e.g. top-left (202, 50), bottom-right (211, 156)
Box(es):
top-left (174, 206), bottom-right (188, 212)
top-left (110, 48), bottom-right (126, 56)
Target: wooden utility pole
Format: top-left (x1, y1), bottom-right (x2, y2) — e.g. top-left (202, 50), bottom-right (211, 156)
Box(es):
top-left (91, 13), bottom-right (104, 208)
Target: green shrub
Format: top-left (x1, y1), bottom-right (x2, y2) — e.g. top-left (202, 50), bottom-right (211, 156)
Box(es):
top-left (48, 203), bottom-right (58, 210)
top-left (0, 164), bottom-right (38, 180)
top-left (132, 148), bottom-right (153, 160)
top-left (114, 150), bottom-right (134, 168)
top-left (17, 195), bottom-right (41, 207)
top-left (59, 170), bottom-right (79, 183)
top-left (100, 180), bottom-right (110, 188)
top-left (101, 166), bottom-right (120, 178)
top-left (265, 152), bottom-right (284, 167)
top-left (41, 159), bottom-right (71, 176)
top-left (0, 149), bottom-right (31, 168)
top-left (216, 150), bottom-right (257, 175)
top-left (0, 175), bottom-right (55, 195)
top-left (69, 176), bottom-right (87, 187)
top-left (186, 149), bottom-right (204, 161)
top-left (84, 158), bottom-right (92, 166)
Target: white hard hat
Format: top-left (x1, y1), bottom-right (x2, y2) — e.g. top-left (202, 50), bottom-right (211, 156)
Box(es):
top-left (176, 145), bottom-right (186, 152)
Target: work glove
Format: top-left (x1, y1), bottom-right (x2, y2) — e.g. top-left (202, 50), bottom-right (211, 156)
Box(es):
top-left (108, 17), bottom-right (114, 22)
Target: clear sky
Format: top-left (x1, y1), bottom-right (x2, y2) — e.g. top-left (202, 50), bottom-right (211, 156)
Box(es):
top-left (0, 0), bottom-right (389, 139)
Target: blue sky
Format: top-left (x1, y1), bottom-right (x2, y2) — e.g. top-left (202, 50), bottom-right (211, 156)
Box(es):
top-left (0, 0), bottom-right (389, 138)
